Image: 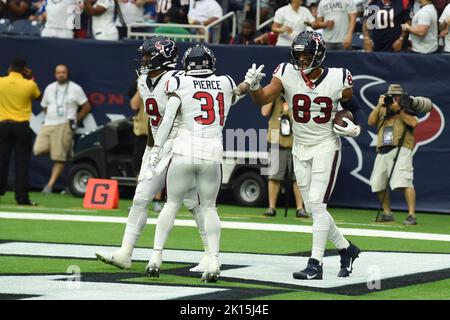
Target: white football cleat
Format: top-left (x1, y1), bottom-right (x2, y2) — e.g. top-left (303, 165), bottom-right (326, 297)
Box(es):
top-left (145, 250), bottom-right (162, 278)
top-left (201, 256), bottom-right (220, 283)
top-left (189, 254), bottom-right (209, 273)
top-left (95, 251), bottom-right (132, 269)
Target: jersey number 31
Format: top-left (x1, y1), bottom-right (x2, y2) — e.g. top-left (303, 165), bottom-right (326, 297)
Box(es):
top-left (193, 91), bottom-right (225, 126)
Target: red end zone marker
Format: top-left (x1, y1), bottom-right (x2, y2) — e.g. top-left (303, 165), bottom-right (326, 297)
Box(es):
top-left (83, 179), bottom-right (119, 209)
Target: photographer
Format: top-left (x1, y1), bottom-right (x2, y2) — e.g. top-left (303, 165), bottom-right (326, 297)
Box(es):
top-left (33, 64), bottom-right (91, 195)
top-left (262, 96), bottom-right (307, 218)
top-left (0, 58), bottom-right (41, 205)
top-left (368, 84), bottom-right (420, 225)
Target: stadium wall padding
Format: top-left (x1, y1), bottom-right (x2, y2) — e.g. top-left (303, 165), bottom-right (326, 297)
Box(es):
top-left (1, 36), bottom-right (449, 213)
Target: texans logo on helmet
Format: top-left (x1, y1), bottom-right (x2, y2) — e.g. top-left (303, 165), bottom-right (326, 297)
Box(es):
top-left (155, 40), bottom-right (175, 59)
top-left (312, 34), bottom-right (324, 43)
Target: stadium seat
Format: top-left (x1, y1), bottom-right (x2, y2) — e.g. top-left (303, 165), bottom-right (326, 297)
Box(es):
top-left (0, 19), bottom-right (11, 34)
top-left (352, 32), bottom-right (364, 51)
top-left (10, 20), bottom-right (42, 36)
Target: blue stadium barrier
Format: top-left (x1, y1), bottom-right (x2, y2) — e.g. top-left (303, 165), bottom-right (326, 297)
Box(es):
top-left (0, 35), bottom-right (449, 213)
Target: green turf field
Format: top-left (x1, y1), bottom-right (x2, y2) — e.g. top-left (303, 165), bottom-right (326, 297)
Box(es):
top-left (0, 192), bottom-right (449, 300)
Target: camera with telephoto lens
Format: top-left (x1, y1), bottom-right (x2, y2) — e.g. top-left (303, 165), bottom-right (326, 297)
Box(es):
top-left (399, 95), bottom-right (433, 114)
top-left (383, 94), bottom-right (432, 114)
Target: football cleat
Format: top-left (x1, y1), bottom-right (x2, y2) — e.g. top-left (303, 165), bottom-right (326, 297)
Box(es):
top-left (201, 256), bottom-right (220, 283)
top-left (293, 258), bottom-right (323, 280)
top-left (189, 254), bottom-right (209, 273)
top-left (145, 250), bottom-right (162, 278)
top-left (95, 251), bottom-right (132, 269)
top-left (338, 242), bottom-right (361, 277)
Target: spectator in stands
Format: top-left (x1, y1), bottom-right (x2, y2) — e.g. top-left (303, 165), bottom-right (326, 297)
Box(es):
top-left (0, 58), bottom-right (41, 206)
top-left (312, 0), bottom-right (357, 50)
top-left (188, 0), bottom-right (223, 41)
top-left (116, 0), bottom-right (154, 38)
top-left (271, 0), bottom-right (315, 46)
top-left (401, 0), bottom-right (438, 53)
top-left (262, 96), bottom-right (307, 218)
top-left (156, 0), bottom-right (189, 24)
top-left (230, 19), bottom-right (259, 44)
top-left (41, 0), bottom-right (82, 39)
top-left (33, 64), bottom-right (91, 195)
top-left (439, 2), bottom-right (450, 53)
top-left (188, 0), bottom-right (222, 27)
top-left (244, 0), bottom-right (271, 23)
top-left (84, 0), bottom-right (119, 40)
top-left (0, 0), bottom-right (32, 21)
top-left (29, 0), bottom-right (45, 21)
top-left (368, 84), bottom-right (419, 225)
top-left (154, 5), bottom-right (191, 40)
top-left (363, 0), bottom-right (413, 52)
top-left (307, 2), bottom-right (323, 34)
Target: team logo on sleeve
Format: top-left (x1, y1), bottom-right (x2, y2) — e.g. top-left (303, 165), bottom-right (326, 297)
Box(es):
top-left (155, 40), bottom-right (176, 59)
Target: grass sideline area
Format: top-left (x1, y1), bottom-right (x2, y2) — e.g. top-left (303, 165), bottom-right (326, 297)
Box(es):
top-left (0, 192), bottom-right (449, 300)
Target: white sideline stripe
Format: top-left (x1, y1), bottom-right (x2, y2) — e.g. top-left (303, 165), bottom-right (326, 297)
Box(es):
top-left (1, 211), bottom-right (450, 242)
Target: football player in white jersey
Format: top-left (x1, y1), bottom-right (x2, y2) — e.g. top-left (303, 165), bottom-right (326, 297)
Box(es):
top-left (146, 44), bottom-right (243, 282)
top-left (95, 37), bottom-right (209, 272)
top-left (243, 31), bottom-right (363, 280)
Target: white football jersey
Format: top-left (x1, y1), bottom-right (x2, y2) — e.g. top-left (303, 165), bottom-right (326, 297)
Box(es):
top-left (137, 70), bottom-right (183, 139)
top-left (273, 63), bottom-right (353, 160)
top-left (166, 73), bottom-right (237, 162)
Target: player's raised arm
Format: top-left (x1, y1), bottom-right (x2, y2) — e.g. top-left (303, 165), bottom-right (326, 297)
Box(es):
top-left (236, 64), bottom-right (284, 106)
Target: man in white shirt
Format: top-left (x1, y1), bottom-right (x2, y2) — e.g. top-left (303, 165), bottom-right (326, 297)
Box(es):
top-left (439, 3), bottom-right (450, 53)
top-left (116, 0), bottom-right (153, 38)
top-left (188, 0), bottom-right (222, 26)
top-left (41, 0), bottom-right (82, 39)
top-left (272, 0), bottom-right (315, 46)
top-left (314, 0), bottom-right (357, 50)
top-left (84, 0), bottom-right (119, 40)
top-left (188, 0), bottom-right (222, 41)
top-left (33, 65), bottom-right (91, 194)
top-left (401, 0), bottom-right (438, 53)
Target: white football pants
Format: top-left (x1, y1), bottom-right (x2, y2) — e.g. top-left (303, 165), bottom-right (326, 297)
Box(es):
top-left (293, 150), bottom-right (349, 263)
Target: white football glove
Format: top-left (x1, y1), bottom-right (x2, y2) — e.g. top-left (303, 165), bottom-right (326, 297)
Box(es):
top-left (333, 118), bottom-right (361, 138)
top-left (244, 63), bottom-right (266, 91)
top-left (149, 146), bottom-right (162, 169)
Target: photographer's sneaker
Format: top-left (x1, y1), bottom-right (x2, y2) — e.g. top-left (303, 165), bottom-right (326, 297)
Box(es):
top-left (41, 185), bottom-right (52, 195)
top-left (296, 209), bottom-right (309, 218)
top-left (293, 258), bottom-right (323, 280)
top-left (373, 213), bottom-right (395, 222)
top-left (201, 256), bottom-right (220, 283)
top-left (338, 242), bottom-right (361, 277)
top-left (403, 215), bottom-right (417, 225)
top-left (263, 208), bottom-right (276, 217)
top-left (95, 250), bottom-right (132, 269)
top-left (145, 250), bottom-right (162, 278)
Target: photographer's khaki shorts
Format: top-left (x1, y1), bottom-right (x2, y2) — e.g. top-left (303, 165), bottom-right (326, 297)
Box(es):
top-left (370, 146), bottom-right (414, 192)
top-left (33, 122), bottom-right (73, 162)
top-left (268, 144), bottom-right (296, 181)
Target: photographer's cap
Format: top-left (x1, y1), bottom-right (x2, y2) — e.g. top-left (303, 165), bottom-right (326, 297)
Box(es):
top-left (386, 84), bottom-right (406, 95)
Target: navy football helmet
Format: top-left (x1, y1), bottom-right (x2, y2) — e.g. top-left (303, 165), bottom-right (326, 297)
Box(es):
top-left (290, 31), bottom-right (326, 74)
top-left (182, 44), bottom-right (216, 76)
top-left (136, 36), bottom-right (178, 75)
